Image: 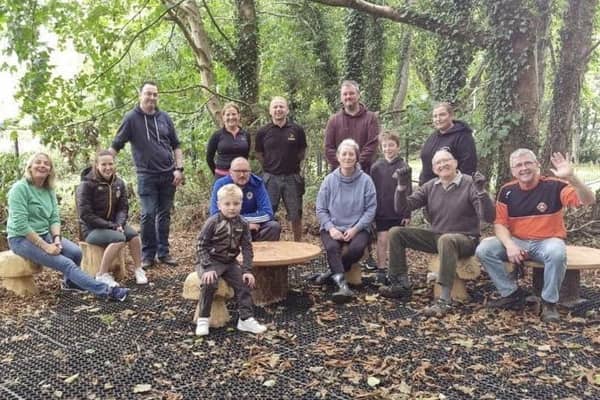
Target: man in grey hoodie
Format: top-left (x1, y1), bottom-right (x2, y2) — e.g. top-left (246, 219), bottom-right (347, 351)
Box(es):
top-left (110, 81), bottom-right (184, 268)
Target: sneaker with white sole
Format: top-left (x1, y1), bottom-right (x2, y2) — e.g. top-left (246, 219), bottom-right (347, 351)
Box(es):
top-left (134, 268), bottom-right (148, 285)
top-left (196, 317), bottom-right (209, 336)
top-left (96, 273), bottom-right (119, 287)
top-left (237, 317), bottom-right (267, 334)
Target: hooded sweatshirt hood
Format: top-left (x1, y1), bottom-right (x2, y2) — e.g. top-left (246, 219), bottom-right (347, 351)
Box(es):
top-left (419, 119), bottom-right (478, 185)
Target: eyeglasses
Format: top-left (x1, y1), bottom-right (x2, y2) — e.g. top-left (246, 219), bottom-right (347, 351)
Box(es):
top-left (511, 161), bottom-right (536, 169)
top-left (231, 169), bottom-right (250, 174)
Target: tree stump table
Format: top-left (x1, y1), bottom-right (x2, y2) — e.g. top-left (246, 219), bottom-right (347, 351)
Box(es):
top-left (247, 241), bottom-right (321, 306)
top-left (0, 250), bottom-right (42, 296)
top-left (506, 245), bottom-right (600, 307)
top-left (429, 255), bottom-right (481, 301)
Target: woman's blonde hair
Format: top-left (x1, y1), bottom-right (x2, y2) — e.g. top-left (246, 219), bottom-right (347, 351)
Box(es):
top-left (23, 152), bottom-right (56, 189)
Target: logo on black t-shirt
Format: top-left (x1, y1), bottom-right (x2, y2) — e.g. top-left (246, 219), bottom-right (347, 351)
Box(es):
top-left (536, 202), bottom-right (548, 213)
top-left (287, 132), bottom-right (296, 141)
top-left (246, 192), bottom-right (253, 200)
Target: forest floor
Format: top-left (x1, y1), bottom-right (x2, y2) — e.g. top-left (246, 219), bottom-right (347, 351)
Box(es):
top-left (1, 212), bottom-right (599, 399)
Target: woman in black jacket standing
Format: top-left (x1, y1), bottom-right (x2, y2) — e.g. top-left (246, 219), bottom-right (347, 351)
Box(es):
top-left (419, 102), bottom-right (477, 186)
top-left (77, 150), bottom-right (148, 286)
top-left (206, 102), bottom-right (251, 179)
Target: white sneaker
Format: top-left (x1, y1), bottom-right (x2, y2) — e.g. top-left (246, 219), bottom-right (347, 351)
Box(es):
top-left (195, 317), bottom-right (209, 336)
top-left (96, 273), bottom-right (119, 287)
top-left (237, 317), bottom-right (267, 334)
top-left (134, 268), bottom-right (148, 285)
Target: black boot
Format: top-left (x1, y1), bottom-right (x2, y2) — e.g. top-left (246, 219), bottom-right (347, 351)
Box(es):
top-left (307, 271), bottom-right (333, 286)
top-left (378, 274), bottom-right (411, 299)
top-left (331, 273), bottom-right (354, 303)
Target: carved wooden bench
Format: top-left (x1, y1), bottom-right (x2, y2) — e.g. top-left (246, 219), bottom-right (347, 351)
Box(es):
top-left (428, 255), bottom-right (481, 301)
top-left (505, 245), bottom-right (600, 307)
top-left (248, 241), bottom-right (321, 306)
top-left (0, 250), bottom-right (43, 296)
top-left (182, 272), bottom-right (234, 327)
top-left (79, 242), bottom-right (127, 282)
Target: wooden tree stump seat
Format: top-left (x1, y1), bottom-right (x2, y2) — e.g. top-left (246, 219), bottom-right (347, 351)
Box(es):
top-left (428, 255), bottom-right (481, 301)
top-left (246, 241), bottom-right (321, 306)
top-left (504, 245), bottom-right (600, 307)
top-left (344, 246), bottom-right (370, 286)
top-left (79, 242), bottom-right (127, 282)
top-left (0, 250), bottom-right (43, 296)
top-left (182, 272), bottom-right (234, 327)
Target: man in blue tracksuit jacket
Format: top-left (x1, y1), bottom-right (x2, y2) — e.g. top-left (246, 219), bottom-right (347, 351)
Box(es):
top-left (209, 157), bottom-right (281, 241)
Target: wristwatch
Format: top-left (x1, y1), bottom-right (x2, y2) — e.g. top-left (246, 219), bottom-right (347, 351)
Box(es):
top-left (175, 167), bottom-right (184, 172)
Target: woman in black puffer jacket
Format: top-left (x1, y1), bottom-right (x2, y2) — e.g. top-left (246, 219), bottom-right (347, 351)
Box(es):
top-left (77, 150), bottom-right (148, 286)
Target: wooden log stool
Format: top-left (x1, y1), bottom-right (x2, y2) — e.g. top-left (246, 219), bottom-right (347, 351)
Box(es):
top-left (79, 242), bottom-right (127, 281)
top-left (0, 250), bottom-right (43, 296)
top-left (505, 245), bottom-right (600, 307)
top-left (344, 246), bottom-right (370, 286)
top-left (182, 272), bottom-right (234, 327)
top-left (247, 241), bottom-right (321, 306)
top-left (429, 255), bottom-right (481, 301)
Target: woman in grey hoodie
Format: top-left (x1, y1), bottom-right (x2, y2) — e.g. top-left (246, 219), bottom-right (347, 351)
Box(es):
top-left (315, 139), bottom-right (377, 303)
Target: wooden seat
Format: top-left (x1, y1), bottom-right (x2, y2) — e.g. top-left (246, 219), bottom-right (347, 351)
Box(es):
top-left (245, 241), bottom-right (321, 306)
top-left (428, 255), bottom-right (481, 301)
top-left (343, 246), bottom-right (370, 286)
top-left (182, 272), bottom-right (234, 327)
top-left (79, 242), bottom-right (127, 281)
top-left (504, 245), bottom-right (600, 307)
top-left (0, 250), bottom-right (43, 296)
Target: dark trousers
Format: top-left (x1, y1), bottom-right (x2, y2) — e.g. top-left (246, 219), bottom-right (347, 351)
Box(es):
top-left (320, 230), bottom-right (370, 274)
top-left (137, 172), bottom-right (176, 260)
top-left (251, 220), bottom-right (281, 241)
top-left (197, 261), bottom-right (253, 320)
top-left (388, 227), bottom-right (477, 288)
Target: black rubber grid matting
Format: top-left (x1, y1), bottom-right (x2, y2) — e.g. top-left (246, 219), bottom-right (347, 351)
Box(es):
top-left (1, 255), bottom-right (599, 400)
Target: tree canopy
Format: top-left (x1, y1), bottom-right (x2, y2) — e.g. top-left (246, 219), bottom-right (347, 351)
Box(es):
top-left (1, 0), bottom-right (600, 182)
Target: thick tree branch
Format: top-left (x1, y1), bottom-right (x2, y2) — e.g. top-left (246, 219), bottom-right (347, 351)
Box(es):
top-left (309, 0), bottom-right (492, 48)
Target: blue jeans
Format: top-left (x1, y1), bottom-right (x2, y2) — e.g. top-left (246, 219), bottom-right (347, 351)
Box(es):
top-left (8, 234), bottom-right (110, 297)
top-left (475, 237), bottom-right (566, 303)
top-left (137, 172), bottom-right (176, 261)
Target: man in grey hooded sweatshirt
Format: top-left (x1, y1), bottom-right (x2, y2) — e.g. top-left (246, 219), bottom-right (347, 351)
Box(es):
top-left (110, 81), bottom-right (184, 268)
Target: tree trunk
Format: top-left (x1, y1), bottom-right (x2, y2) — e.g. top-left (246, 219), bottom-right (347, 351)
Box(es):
top-left (297, 3), bottom-right (340, 110)
top-left (165, 0), bottom-right (221, 124)
top-left (542, 0), bottom-right (598, 168)
top-left (390, 28), bottom-right (412, 125)
top-left (362, 15), bottom-right (384, 110)
top-left (343, 9), bottom-right (366, 83)
top-left (483, 0), bottom-right (541, 188)
top-left (235, 0), bottom-right (260, 126)
top-left (431, 0), bottom-right (474, 105)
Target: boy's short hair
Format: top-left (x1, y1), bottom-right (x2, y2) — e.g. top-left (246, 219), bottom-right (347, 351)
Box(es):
top-left (217, 183), bottom-right (243, 202)
top-left (378, 131), bottom-right (400, 147)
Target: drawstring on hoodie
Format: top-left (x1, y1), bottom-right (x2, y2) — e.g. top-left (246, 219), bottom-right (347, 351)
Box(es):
top-left (143, 115), bottom-right (161, 142)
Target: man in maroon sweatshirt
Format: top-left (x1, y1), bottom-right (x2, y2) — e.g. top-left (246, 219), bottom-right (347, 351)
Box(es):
top-left (324, 80), bottom-right (380, 174)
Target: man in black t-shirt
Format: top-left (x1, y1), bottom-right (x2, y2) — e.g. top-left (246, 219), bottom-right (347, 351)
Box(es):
top-left (255, 97), bottom-right (307, 241)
